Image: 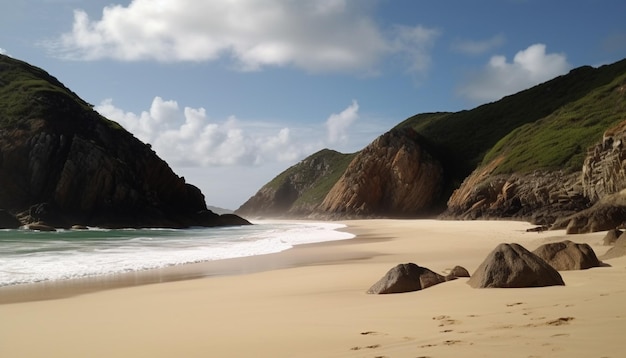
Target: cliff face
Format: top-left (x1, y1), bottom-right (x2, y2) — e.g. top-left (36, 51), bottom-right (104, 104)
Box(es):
top-left (442, 62), bottom-right (626, 226)
top-left (236, 149), bottom-right (355, 217)
top-left (582, 119), bottom-right (626, 202)
top-left (443, 158), bottom-right (588, 225)
top-left (0, 55), bottom-right (249, 228)
top-left (319, 128), bottom-right (443, 217)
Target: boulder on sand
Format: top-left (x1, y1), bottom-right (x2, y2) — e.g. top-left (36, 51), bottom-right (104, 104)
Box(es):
top-left (532, 240), bottom-right (600, 270)
top-left (367, 263), bottom-right (446, 294)
top-left (601, 236), bottom-right (626, 260)
top-left (445, 265), bottom-right (470, 280)
top-left (603, 229), bottom-right (622, 246)
top-left (468, 243), bottom-right (565, 288)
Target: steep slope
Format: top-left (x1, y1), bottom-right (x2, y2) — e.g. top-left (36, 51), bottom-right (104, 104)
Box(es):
top-left (0, 54), bottom-right (249, 228)
top-left (238, 58), bottom-right (626, 220)
top-left (397, 60), bottom-right (626, 197)
top-left (444, 60), bottom-right (626, 223)
top-left (319, 128), bottom-right (443, 217)
top-left (236, 149), bottom-right (356, 217)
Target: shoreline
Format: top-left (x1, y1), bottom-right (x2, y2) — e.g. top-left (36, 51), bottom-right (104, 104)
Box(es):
top-left (1, 219), bottom-right (624, 358)
top-left (0, 221), bottom-right (379, 304)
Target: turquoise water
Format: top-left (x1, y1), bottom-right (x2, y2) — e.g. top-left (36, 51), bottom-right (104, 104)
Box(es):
top-left (0, 221), bottom-right (353, 286)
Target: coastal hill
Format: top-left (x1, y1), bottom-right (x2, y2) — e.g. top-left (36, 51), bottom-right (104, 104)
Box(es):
top-left (237, 58), bottom-right (626, 229)
top-left (0, 54), bottom-right (249, 229)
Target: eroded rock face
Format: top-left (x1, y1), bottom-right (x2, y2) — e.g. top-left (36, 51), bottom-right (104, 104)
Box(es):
top-left (582, 120), bottom-right (626, 202)
top-left (468, 243), bottom-right (565, 288)
top-left (443, 157), bottom-right (588, 225)
top-left (552, 192), bottom-right (626, 234)
top-left (532, 240), bottom-right (600, 271)
top-left (367, 263), bottom-right (446, 294)
top-left (320, 128), bottom-right (443, 217)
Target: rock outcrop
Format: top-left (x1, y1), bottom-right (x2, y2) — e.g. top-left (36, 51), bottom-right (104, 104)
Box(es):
top-left (443, 159), bottom-right (589, 225)
top-left (582, 120), bottom-right (626, 202)
top-left (532, 240), bottom-right (600, 270)
top-left (0, 55), bottom-right (250, 228)
top-left (0, 209), bottom-right (21, 229)
top-left (468, 243), bottom-right (565, 288)
top-left (319, 128), bottom-right (443, 217)
top-left (236, 149), bottom-right (355, 217)
top-left (552, 191), bottom-right (626, 234)
top-left (367, 263), bottom-right (446, 294)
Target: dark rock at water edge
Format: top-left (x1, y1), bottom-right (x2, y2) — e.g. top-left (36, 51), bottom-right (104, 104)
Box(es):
top-left (0, 55), bottom-right (250, 229)
top-left (468, 243), bottom-right (565, 288)
top-left (0, 209), bottom-right (21, 229)
top-left (367, 263), bottom-right (446, 294)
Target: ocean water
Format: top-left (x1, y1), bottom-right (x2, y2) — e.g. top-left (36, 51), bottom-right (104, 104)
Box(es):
top-left (0, 221), bottom-right (354, 287)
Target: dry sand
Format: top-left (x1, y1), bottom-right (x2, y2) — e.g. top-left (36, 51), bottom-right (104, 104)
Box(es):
top-left (0, 219), bottom-right (624, 358)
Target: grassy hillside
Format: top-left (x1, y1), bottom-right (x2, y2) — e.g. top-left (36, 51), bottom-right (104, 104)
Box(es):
top-left (396, 59), bottom-right (626, 183)
top-left (0, 54), bottom-right (123, 131)
top-left (263, 149), bottom-right (357, 209)
top-left (484, 69), bottom-right (626, 174)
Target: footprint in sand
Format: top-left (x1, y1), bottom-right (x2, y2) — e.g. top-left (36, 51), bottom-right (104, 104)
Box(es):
top-left (506, 302), bottom-right (525, 307)
top-left (546, 317), bottom-right (575, 326)
top-left (432, 315), bottom-right (459, 327)
top-left (349, 344), bottom-right (380, 351)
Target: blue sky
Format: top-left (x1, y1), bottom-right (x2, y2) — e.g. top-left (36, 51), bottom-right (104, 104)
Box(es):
top-left (2, 0), bottom-right (625, 210)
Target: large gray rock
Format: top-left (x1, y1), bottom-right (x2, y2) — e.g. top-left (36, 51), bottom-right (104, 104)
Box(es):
top-left (468, 243), bottom-right (565, 288)
top-left (367, 263), bottom-right (446, 294)
top-left (532, 240), bottom-right (600, 270)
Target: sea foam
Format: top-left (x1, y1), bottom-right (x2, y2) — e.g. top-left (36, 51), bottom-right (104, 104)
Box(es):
top-left (0, 221), bottom-right (354, 286)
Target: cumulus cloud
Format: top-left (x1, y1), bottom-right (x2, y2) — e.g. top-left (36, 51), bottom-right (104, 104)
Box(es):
top-left (48, 0), bottom-right (438, 74)
top-left (451, 34), bottom-right (505, 55)
top-left (0, 47), bottom-right (7, 55)
top-left (457, 44), bottom-right (571, 102)
top-left (325, 100), bottom-right (359, 144)
top-left (96, 97), bottom-right (307, 167)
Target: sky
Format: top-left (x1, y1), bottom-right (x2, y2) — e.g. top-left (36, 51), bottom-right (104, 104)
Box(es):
top-left (1, 0), bottom-right (626, 210)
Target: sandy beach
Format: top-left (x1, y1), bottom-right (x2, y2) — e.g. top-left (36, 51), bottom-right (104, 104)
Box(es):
top-left (0, 219), bottom-right (624, 358)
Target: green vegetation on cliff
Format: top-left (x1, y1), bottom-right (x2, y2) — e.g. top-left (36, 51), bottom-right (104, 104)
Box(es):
top-left (237, 149), bottom-right (356, 215)
top-left (396, 59), bottom-right (626, 181)
top-left (238, 58), bottom-right (626, 218)
top-left (0, 55), bottom-right (123, 131)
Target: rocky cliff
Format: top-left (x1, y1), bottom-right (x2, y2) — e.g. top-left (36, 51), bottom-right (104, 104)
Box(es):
top-left (444, 66), bottom-right (626, 227)
top-left (319, 128), bottom-right (443, 217)
top-left (0, 55), bottom-right (249, 228)
top-left (236, 149), bottom-right (355, 217)
top-left (238, 58), bottom-right (626, 223)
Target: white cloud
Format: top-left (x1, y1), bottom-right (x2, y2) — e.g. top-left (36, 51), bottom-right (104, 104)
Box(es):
top-left (0, 48), bottom-right (7, 55)
top-left (325, 100), bottom-right (359, 144)
top-left (49, 0), bottom-right (438, 74)
top-left (451, 34), bottom-right (505, 55)
top-left (457, 44), bottom-right (571, 102)
top-left (96, 97), bottom-right (308, 167)
top-left (391, 25), bottom-right (440, 74)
